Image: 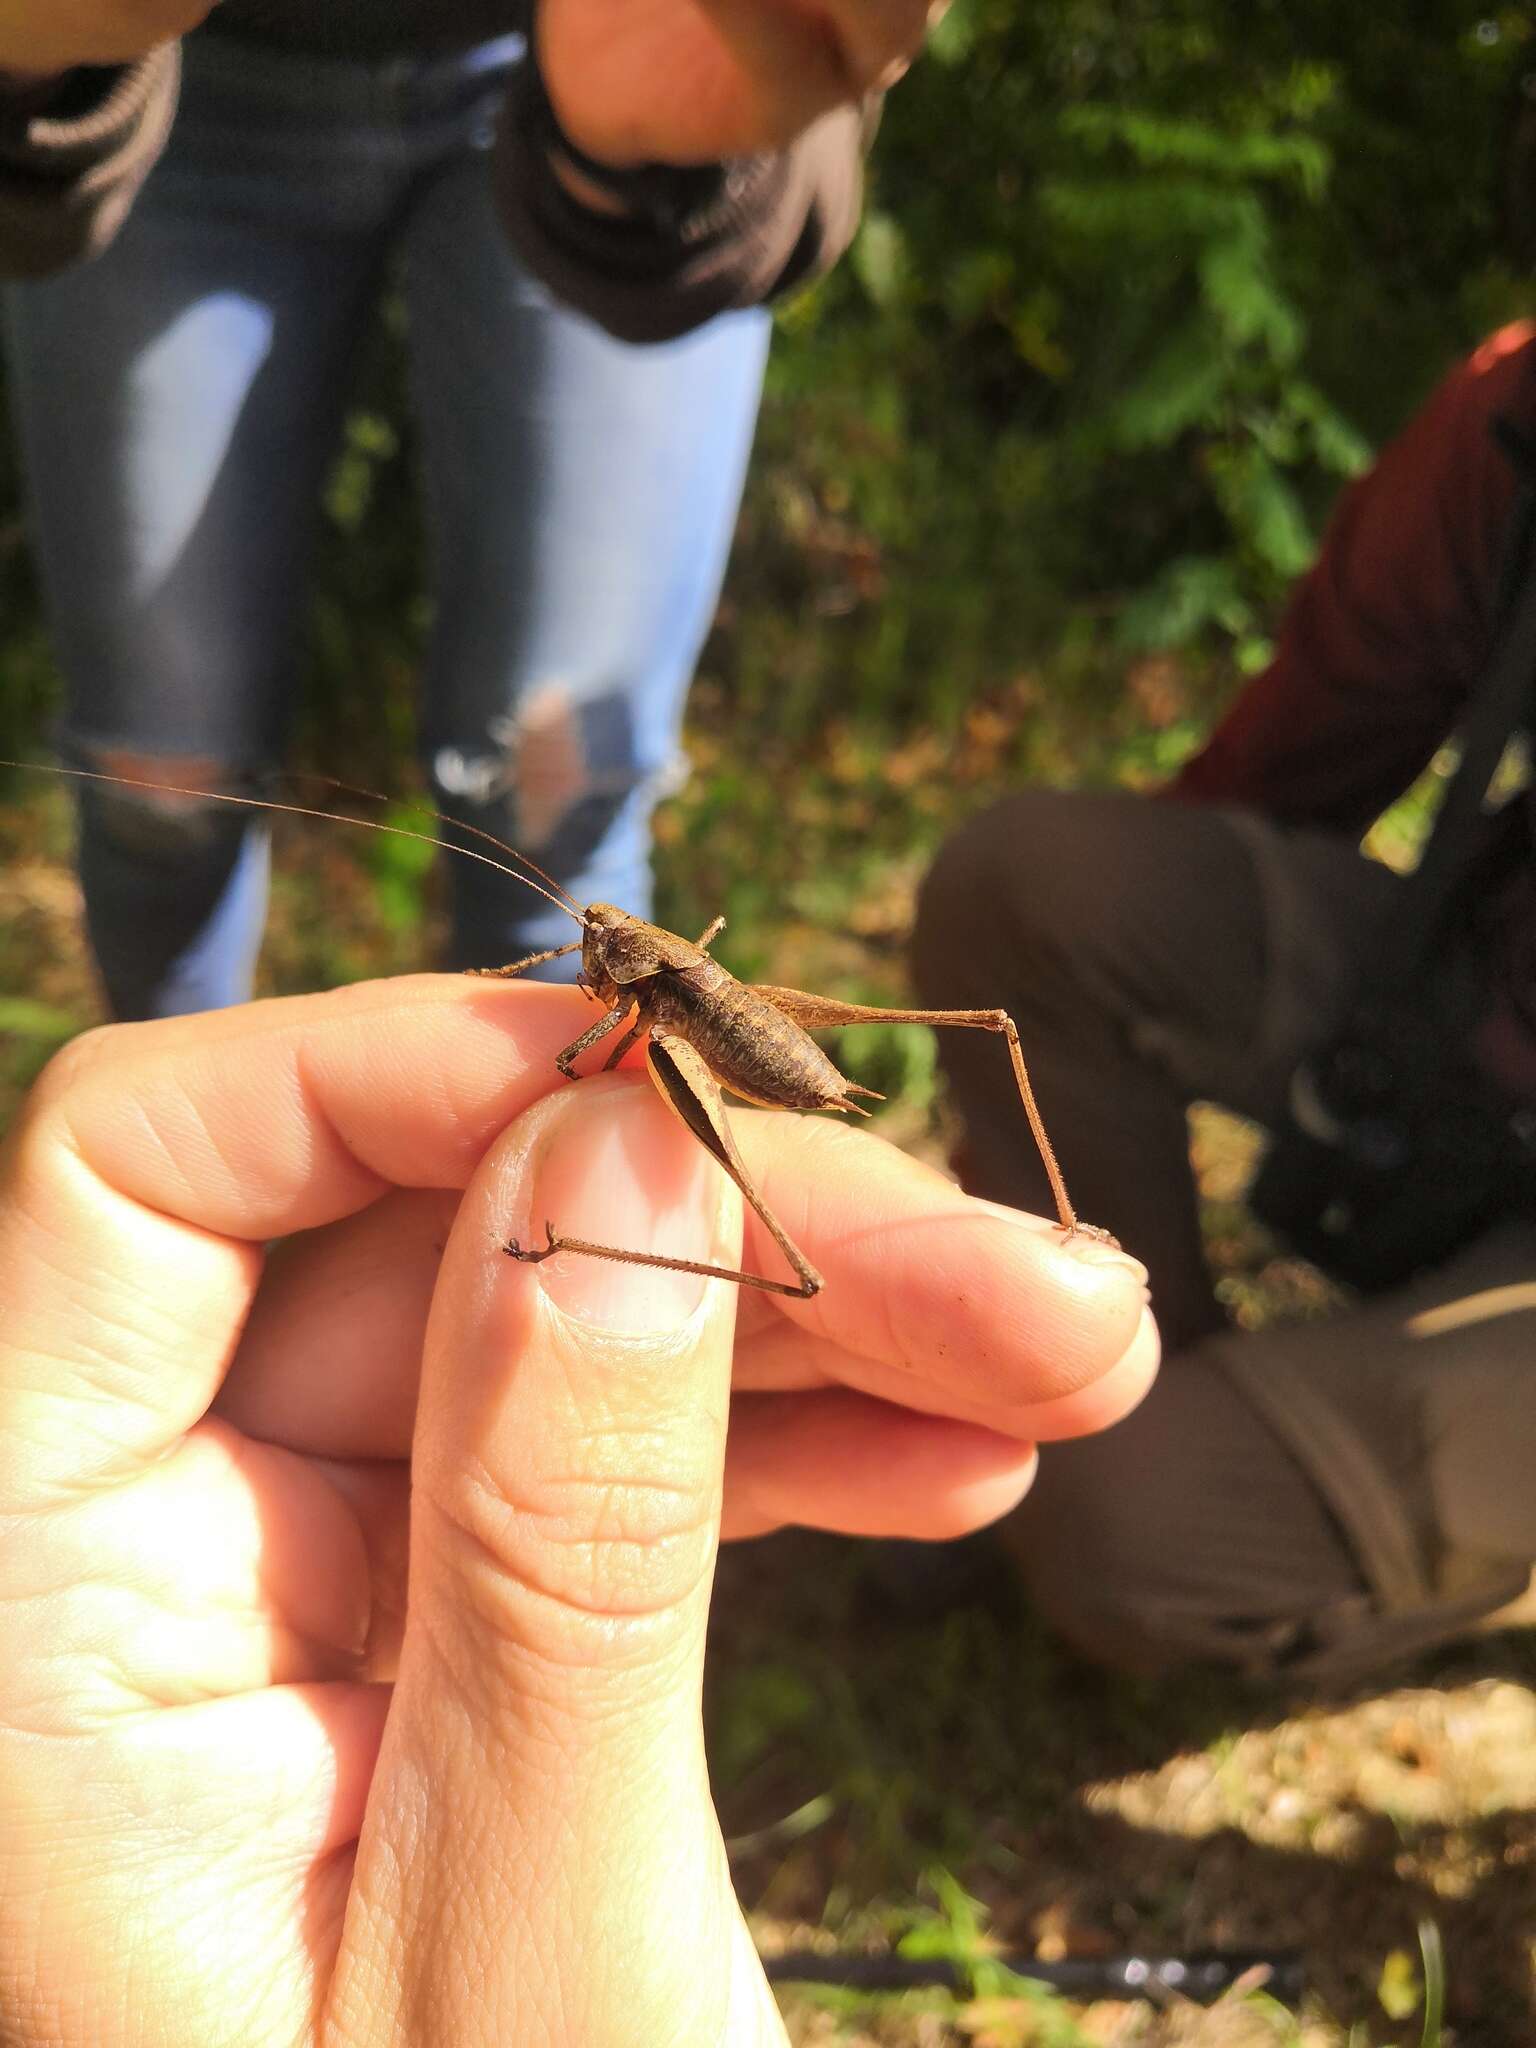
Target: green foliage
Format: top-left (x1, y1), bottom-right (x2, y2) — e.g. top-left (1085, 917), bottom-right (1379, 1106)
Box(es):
top-left (823, 1018), bottom-right (938, 1120)
top-left (894, 1871), bottom-right (1096, 2044)
top-left (718, 0), bottom-right (1534, 741)
top-left (0, 996), bottom-right (76, 1101)
top-left (360, 793), bottom-right (437, 936)
top-left (711, 1660), bottom-right (821, 1786)
top-left (1040, 98), bottom-right (1371, 654)
top-left (0, 43), bottom-right (1532, 2044)
top-left (1, 4), bottom-right (1533, 874)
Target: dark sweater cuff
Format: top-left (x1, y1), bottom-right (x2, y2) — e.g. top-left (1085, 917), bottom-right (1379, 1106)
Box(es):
top-left (494, 55), bottom-right (868, 344)
top-left (0, 47), bottom-right (180, 277)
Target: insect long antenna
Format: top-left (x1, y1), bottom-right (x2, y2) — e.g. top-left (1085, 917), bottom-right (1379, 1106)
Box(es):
top-left (281, 770), bottom-right (587, 920)
top-left (0, 758), bottom-right (584, 925)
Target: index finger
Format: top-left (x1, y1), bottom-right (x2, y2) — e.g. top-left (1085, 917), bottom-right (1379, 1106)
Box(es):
top-left (0, 975), bottom-right (592, 1507)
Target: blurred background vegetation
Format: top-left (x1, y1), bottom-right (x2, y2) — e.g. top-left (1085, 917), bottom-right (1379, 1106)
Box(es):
top-left (8, 4), bottom-right (1536, 2039)
top-left (6, 3), bottom-right (1533, 798)
top-left (5, 3), bottom-right (1534, 970)
top-left (7, 0), bottom-right (1533, 1157)
top-left (9, 0), bottom-right (1535, 1105)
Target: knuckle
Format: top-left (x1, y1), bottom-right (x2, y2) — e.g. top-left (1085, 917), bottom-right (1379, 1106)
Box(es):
top-left (422, 1452), bottom-right (717, 1650)
top-left (15, 1025), bottom-right (118, 1122)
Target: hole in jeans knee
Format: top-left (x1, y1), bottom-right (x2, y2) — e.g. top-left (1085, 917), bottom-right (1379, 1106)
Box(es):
top-left (88, 747), bottom-right (234, 805)
top-left (433, 680), bottom-right (663, 860)
top-left (505, 685), bottom-right (589, 850)
top-left (79, 748), bottom-right (254, 857)
top-left (434, 684), bottom-right (587, 851)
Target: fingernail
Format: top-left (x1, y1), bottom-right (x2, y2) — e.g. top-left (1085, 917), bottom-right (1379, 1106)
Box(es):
top-left (972, 1195), bottom-right (1149, 1287)
top-left (1066, 1232), bottom-right (1150, 1285)
top-left (518, 1081), bottom-right (725, 1334)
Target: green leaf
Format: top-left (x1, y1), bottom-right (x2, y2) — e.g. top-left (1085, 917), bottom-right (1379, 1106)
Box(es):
top-left (1378, 1946), bottom-right (1423, 2022)
top-left (1211, 447), bottom-right (1317, 578)
top-left (897, 1868), bottom-right (987, 1961)
top-left (1110, 317), bottom-right (1228, 446)
top-left (1060, 106), bottom-right (1332, 196)
top-left (852, 213), bottom-right (909, 312)
top-left (0, 998), bottom-right (79, 1044)
top-left (1115, 555), bottom-right (1254, 652)
top-left (925, 0), bottom-right (978, 66)
top-left (1200, 232), bottom-right (1304, 362)
top-left (1289, 379), bottom-right (1373, 476)
top-left (1039, 174), bottom-right (1255, 245)
top-left (942, 248), bottom-right (1015, 325)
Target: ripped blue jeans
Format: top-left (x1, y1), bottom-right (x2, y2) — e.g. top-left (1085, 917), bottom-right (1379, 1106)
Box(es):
top-left (1, 30), bottom-right (770, 1017)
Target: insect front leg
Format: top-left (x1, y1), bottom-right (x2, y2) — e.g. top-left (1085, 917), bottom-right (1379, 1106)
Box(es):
top-left (468, 939), bottom-right (584, 981)
top-left (748, 986), bottom-right (1100, 1241)
top-left (555, 999), bottom-right (635, 1079)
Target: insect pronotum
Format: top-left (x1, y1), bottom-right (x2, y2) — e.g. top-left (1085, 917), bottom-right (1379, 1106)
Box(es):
top-left (2, 759), bottom-right (1098, 1297)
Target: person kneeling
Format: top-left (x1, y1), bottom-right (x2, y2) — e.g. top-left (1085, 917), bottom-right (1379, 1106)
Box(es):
top-left (914, 324), bottom-right (1536, 1684)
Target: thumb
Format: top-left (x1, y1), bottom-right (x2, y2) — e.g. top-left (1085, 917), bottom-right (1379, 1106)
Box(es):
top-left (329, 1074), bottom-right (785, 2047)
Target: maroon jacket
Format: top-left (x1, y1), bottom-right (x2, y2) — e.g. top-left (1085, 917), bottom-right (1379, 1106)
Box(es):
top-left (1174, 324), bottom-right (1535, 825)
top-left (1171, 323), bottom-right (1536, 1093)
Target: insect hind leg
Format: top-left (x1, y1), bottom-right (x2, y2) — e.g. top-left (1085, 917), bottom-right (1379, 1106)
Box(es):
top-left (502, 1028), bottom-right (826, 1299)
top-left (745, 986), bottom-right (1103, 1241)
top-left (505, 1222), bottom-right (821, 1299)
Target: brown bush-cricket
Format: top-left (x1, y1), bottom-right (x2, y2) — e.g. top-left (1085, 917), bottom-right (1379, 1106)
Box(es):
top-left (2, 759), bottom-right (1092, 1297)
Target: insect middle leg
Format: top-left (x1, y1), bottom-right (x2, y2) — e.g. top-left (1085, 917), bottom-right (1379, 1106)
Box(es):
top-left (600, 1013), bottom-right (649, 1071)
top-left (748, 986), bottom-right (1093, 1238)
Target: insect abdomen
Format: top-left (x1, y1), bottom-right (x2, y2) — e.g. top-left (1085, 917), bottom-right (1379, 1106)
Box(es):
top-left (649, 972), bottom-right (852, 1111)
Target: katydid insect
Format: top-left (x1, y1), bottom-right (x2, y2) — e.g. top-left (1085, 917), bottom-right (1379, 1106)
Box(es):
top-left (1, 758), bottom-right (1094, 1298)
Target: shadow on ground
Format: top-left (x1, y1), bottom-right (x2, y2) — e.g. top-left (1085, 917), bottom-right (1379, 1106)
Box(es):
top-left (710, 1532), bottom-right (1536, 2044)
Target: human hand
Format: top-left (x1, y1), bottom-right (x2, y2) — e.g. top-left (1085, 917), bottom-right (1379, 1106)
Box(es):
top-left (538, 0), bottom-right (942, 166)
top-left (0, 0), bottom-right (209, 70)
top-left (0, 976), bottom-right (1153, 2046)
